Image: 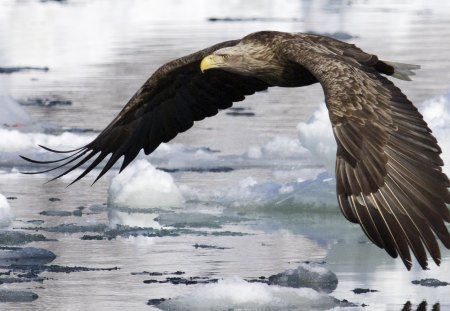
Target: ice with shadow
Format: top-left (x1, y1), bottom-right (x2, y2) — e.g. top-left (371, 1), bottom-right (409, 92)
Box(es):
top-left (267, 263), bottom-right (338, 294)
top-left (153, 277), bottom-right (354, 311)
top-left (0, 289), bottom-right (38, 303)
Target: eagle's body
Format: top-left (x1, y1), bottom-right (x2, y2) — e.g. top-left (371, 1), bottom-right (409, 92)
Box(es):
top-left (23, 31), bottom-right (450, 270)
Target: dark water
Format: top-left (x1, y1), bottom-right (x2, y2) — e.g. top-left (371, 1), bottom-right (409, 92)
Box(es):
top-left (1, 0), bottom-right (450, 310)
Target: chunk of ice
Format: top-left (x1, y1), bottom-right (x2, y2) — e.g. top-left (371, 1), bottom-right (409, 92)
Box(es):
top-left (157, 277), bottom-right (345, 311)
top-left (422, 91), bottom-right (450, 175)
top-left (0, 289), bottom-right (38, 302)
top-left (0, 128), bottom-right (94, 153)
top-left (0, 193), bottom-right (14, 228)
top-left (297, 92), bottom-right (450, 176)
top-left (108, 209), bottom-right (162, 229)
top-left (0, 96), bottom-right (32, 127)
top-left (108, 160), bottom-right (184, 209)
top-left (297, 105), bottom-right (335, 173)
top-left (268, 263), bottom-right (338, 294)
top-left (0, 247), bottom-right (56, 266)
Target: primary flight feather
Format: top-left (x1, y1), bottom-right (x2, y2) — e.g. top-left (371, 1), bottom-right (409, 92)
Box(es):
top-left (22, 31), bottom-right (450, 270)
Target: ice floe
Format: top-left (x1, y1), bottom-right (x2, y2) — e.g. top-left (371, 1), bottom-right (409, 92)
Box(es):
top-left (0, 96), bottom-right (32, 127)
top-left (0, 129), bottom-right (94, 154)
top-left (247, 135), bottom-right (308, 159)
top-left (156, 277), bottom-right (349, 311)
top-left (180, 172), bottom-right (337, 210)
top-left (0, 194), bottom-right (14, 228)
top-left (297, 104), bottom-right (335, 173)
top-left (0, 231), bottom-right (51, 245)
top-left (0, 289), bottom-right (38, 302)
top-left (422, 91), bottom-right (450, 175)
top-left (268, 263), bottom-right (338, 294)
top-left (107, 159), bottom-right (184, 209)
top-left (0, 247), bottom-right (56, 266)
top-left (297, 92), bottom-right (450, 176)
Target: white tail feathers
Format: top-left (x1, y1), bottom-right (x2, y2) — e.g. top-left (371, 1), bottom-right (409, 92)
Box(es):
top-left (383, 61), bottom-right (421, 81)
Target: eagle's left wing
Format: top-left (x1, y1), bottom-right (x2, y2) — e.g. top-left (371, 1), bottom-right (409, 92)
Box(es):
top-left (282, 36), bottom-right (450, 269)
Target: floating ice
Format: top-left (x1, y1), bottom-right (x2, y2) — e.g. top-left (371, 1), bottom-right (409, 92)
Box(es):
top-left (156, 277), bottom-right (346, 311)
top-left (422, 91), bottom-right (450, 176)
top-left (0, 129), bottom-right (94, 154)
top-left (0, 289), bottom-right (38, 302)
top-left (108, 209), bottom-right (162, 229)
top-left (0, 96), bottom-right (32, 127)
top-left (182, 172), bottom-right (337, 211)
top-left (411, 278), bottom-right (449, 287)
top-left (297, 105), bottom-right (335, 173)
top-left (107, 159), bottom-right (184, 209)
top-left (0, 193), bottom-right (14, 228)
top-left (247, 136), bottom-right (308, 159)
top-left (0, 231), bottom-right (50, 245)
top-left (0, 247), bottom-right (56, 266)
top-left (268, 263), bottom-right (338, 294)
top-left (297, 91), bottom-right (450, 176)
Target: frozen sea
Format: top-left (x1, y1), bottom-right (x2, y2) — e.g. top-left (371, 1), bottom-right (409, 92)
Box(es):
top-left (1, 0), bottom-right (450, 310)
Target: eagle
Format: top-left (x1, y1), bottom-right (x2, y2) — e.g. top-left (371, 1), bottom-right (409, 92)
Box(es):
top-left (22, 31), bottom-right (450, 270)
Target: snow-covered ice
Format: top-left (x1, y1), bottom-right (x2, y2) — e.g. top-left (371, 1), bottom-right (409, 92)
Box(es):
top-left (0, 129), bottom-right (94, 154)
top-left (296, 93), bottom-right (450, 176)
top-left (297, 105), bottom-right (335, 173)
top-left (422, 91), bottom-right (450, 176)
top-left (156, 277), bottom-right (346, 311)
top-left (0, 96), bottom-right (32, 127)
top-left (0, 289), bottom-right (38, 303)
top-left (0, 247), bottom-right (56, 266)
top-left (247, 135), bottom-right (308, 159)
top-left (268, 263), bottom-right (338, 293)
top-left (107, 159), bottom-right (184, 209)
top-left (108, 209), bottom-right (162, 229)
top-left (0, 193), bottom-right (14, 228)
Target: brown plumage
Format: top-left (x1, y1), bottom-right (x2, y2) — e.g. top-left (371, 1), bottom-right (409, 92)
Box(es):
top-left (21, 31), bottom-right (450, 270)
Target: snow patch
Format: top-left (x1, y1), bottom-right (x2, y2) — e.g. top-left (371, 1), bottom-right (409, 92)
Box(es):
top-left (422, 91), bottom-right (450, 176)
top-left (297, 92), bottom-right (450, 176)
top-left (0, 96), bottom-right (32, 127)
top-left (268, 263), bottom-right (338, 293)
top-left (181, 173), bottom-right (337, 210)
top-left (247, 136), bottom-right (308, 159)
top-left (297, 105), bottom-right (335, 173)
top-left (107, 159), bottom-right (184, 209)
top-left (157, 277), bottom-right (343, 311)
top-left (0, 193), bottom-right (14, 228)
top-left (108, 209), bottom-right (162, 229)
top-left (0, 128), bottom-right (94, 153)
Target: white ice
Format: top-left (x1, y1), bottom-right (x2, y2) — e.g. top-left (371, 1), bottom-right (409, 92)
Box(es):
top-left (107, 159), bottom-right (184, 209)
top-left (0, 96), bottom-right (32, 127)
top-left (157, 277), bottom-right (342, 311)
top-left (268, 263), bottom-right (338, 293)
top-left (422, 91), bottom-right (450, 176)
top-left (0, 129), bottom-right (94, 154)
top-left (297, 105), bottom-right (335, 173)
top-left (296, 92), bottom-right (450, 176)
top-left (0, 247), bottom-right (56, 266)
top-left (247, 135), bottom-right (308, 159)
top-left (0, 193), bottom-right (14, 228)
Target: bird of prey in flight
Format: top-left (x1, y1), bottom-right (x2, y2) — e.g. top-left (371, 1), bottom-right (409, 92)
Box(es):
top-left (22, 31), bottom-right (450, 270)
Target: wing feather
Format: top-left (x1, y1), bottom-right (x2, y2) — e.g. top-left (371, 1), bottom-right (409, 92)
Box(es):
top-left (283, 38), bottom-right (450, 269)
top-left (22, 40), bottom-right (269, 182)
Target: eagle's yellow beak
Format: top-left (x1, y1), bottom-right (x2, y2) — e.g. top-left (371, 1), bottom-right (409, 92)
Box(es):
top-left (200, 55), bottom-right (224, 73)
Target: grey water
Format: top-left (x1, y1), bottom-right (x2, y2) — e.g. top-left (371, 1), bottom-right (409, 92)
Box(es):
top-left (1, 0), bottom-right (450, 310)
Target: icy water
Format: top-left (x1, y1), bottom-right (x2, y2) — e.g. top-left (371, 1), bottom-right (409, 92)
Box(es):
top-left (1, 0), bottom-right (450, 310)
